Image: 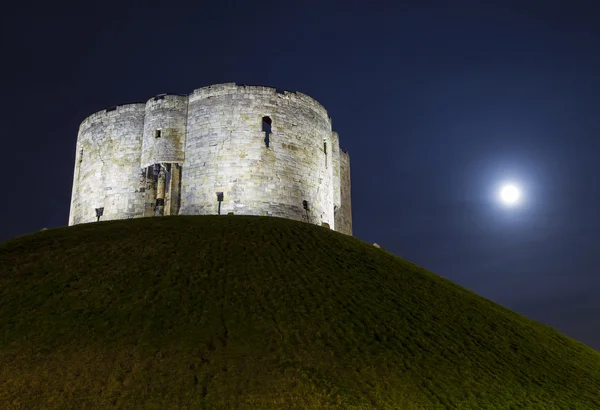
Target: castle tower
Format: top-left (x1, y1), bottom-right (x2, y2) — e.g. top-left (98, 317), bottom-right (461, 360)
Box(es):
top-left (68, 83), bottom-right (352, 235)
top-left (140, 94), bottom-right (187, 217)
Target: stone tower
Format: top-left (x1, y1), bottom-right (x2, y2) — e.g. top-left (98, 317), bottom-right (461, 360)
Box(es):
top-left (69, 83), bottom-right (352, 234)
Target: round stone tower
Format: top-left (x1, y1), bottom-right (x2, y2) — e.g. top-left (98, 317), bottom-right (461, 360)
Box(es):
top-left (69, 83), bottom-right (352, 235)
top-left (69, 104), bottom-right (146, 224)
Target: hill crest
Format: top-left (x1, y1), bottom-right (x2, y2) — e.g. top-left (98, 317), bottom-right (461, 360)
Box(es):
top-left (1, 216), bottom-right (599, 408)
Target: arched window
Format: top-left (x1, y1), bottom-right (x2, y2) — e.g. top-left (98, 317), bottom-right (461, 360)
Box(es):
top-left (262, 116), bottom-right (272, 148)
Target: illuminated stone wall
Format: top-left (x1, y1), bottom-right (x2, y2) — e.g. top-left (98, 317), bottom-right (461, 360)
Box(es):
top-left (336, 150), bottom-right (352, 235)
top-left (69, 104), bottom-right (146, 225)
top-left (141, 94), bottom-right (187, 167)
top-left (69, 83), bottom-right (352, 234)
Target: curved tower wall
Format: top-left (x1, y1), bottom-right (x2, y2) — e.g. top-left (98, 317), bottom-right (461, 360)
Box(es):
top-left (335, 151), bottom-right (352, 235)
top-left (68, 104), bottom-right (145, 225)
top-left (181, 83), bottom-right (335, 227)
top-left (331, 131), bottom-right (341, 210)
top-left (69, 83), bottom-right (352, 233)
top-left (139, 94), bottom-right (188, 217)
top-left (141, 95), bottom-right (187, 167)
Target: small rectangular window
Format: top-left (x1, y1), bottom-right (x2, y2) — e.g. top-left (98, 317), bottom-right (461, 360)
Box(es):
top-left (155, 129), bottom-right (162, 138)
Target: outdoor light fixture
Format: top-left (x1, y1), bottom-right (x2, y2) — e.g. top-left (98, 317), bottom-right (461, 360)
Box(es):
top-left (302, 200), bottom-right (309, 221)
top-left (216, 192), bottom-right (224, 215)
top-left (95, 207), bottom-right (104, 222)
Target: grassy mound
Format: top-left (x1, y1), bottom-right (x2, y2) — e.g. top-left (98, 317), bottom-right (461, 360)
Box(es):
top-left (1, 216), bottom-right (599, 409)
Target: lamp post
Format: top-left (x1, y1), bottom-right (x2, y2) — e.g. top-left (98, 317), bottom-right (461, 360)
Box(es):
top-left (216, 192), bottom-right (224, 215)
top-left (302, 200), bottom-right (309, 222)
top-left (95, 207), bottom-right (104, 222)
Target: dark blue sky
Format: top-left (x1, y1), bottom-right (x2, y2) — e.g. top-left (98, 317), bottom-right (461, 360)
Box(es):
top-left (3, 1), bottom-right (600, 350)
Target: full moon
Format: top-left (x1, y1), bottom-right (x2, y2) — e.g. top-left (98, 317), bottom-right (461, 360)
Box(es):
top-left (499, 184), bottom-right (521, 205)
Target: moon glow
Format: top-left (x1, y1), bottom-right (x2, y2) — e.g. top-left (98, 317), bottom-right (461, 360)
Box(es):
top-left (499, 184), bottom-right (521, 205)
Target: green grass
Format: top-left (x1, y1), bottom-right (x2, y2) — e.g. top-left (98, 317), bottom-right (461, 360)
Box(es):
top-left (1, 216), bottom-right (599, 409)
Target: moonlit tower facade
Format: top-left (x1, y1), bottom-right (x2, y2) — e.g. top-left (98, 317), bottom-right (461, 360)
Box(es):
top-left (69, 83), bottom-right (352, 234)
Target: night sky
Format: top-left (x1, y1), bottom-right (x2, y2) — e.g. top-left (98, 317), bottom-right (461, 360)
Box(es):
top-left (3, 1), bottom-right (600, 350)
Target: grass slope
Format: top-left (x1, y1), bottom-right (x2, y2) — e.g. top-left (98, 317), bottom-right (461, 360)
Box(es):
top-left (1, 216), bottom-right (599, 409)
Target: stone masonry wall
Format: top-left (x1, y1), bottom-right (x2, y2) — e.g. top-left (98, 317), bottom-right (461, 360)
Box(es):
top-left (69, 83), bottom-right (352, 233)
top-left (335, 151), bottom-right (352, 235)
top-left (141, 95), bottom-right (188, 167)
top-left (181, 83), bottom-right (335, 227)
top-left (69, 104), bottom-right (145, 225)
top-left (331, 131), bottom-right (341, 210)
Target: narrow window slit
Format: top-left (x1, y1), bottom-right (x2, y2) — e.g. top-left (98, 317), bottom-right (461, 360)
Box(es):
top-left (155, 129), bottom-right (162, 138)
top-left (262, 116), bottom-right (272, 148)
